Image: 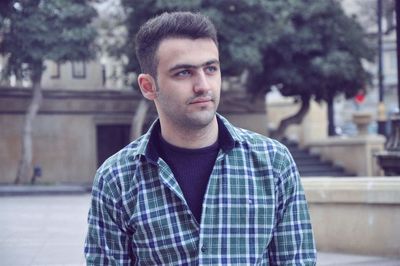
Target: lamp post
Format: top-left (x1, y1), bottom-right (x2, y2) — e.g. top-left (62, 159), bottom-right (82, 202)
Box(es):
top-left (377, 0), bottom-right (386, 136)
top-left (397, 0), bottom-right (400, 109)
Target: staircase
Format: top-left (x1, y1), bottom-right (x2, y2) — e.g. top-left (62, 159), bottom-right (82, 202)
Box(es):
top-left (282, 139), bottom-right (352, 177)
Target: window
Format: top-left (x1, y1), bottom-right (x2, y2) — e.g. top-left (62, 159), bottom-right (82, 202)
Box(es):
top-left (50, 61), bottom-right (60, 79)
top-left (72, 61), bottom-right (86, 79)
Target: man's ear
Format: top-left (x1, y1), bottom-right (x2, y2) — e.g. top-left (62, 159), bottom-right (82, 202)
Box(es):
top-left (138, 74), bottom-right (157, 100)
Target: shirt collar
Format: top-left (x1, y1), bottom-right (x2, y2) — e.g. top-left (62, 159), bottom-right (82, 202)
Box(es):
top-left (137, 113), bottom-right (242, 164)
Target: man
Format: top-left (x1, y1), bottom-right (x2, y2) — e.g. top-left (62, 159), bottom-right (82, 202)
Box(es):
top-left (85, 11), bottom-right (316, 265)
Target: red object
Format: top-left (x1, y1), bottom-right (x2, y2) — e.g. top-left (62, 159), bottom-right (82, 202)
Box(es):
top-left (355, 93), bottom-right (365, 104)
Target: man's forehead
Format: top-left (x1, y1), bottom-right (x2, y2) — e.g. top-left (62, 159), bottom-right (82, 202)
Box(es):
top-left (157, 37), bottom-right (218, 55)
top-left (156, 37), bottom-right (219, 67)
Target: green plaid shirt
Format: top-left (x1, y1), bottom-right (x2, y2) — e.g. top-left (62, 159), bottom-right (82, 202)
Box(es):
top-left (85, 114), bottom-right (316, 265)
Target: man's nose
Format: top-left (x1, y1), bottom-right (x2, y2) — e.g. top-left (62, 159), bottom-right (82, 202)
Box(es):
top-left (193, 71), bottom-right (210, 94)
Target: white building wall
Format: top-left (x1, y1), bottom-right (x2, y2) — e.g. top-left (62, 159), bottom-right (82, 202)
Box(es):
top-left (42, 60), bottom-right (103, 90)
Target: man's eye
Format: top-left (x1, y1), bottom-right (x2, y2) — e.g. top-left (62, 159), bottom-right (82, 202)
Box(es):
top-left (205, 66), bottom-right (218, 74)
top-left (175, 70), bottom-right (191, 77)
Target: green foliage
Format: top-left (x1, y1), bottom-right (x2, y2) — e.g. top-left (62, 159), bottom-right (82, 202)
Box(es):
top-left (0, 0), bottom-right (98, 82)
top-left (248, 0), bottom-right (374, 101)
top-left (202, 0), bottom-right (286, 75)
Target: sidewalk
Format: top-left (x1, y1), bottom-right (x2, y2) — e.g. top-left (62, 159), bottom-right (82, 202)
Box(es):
top-left (0, 184), bottom-right (91, 196)
top-left (0, 189), bottom-right (399, 265)
top-left (317, 252), bottom-right (400, 266)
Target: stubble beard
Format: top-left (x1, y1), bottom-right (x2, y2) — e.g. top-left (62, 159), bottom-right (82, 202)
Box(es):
top-left (155, 87), bottom-right (219, 131)
top-left (184, 106), bottom-right (217, 129)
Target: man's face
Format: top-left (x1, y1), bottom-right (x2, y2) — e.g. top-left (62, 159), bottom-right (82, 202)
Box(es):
top-left (153, 37), bottom-right (221, 131)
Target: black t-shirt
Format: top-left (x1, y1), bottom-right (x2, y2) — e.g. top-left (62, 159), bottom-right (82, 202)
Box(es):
top-left (156, 132), bottom-right (219, 224)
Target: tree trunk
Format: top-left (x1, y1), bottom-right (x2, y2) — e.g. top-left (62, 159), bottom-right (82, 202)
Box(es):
top-left (270, 95), bottom-right (311, 140)
top-left (15, 63), bottom-right (43, 184)
top-left (130, 99), bottom-right (149, 140)
top-left (327, 96), bottom-right (336, 136)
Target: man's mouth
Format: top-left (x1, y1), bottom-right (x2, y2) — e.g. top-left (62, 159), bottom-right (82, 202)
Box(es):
top-left (189, 96), bottom-right (213, 104)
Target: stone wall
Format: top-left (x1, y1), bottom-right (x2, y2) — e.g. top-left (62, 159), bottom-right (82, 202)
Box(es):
top-left (303, 177), bottom-right (400, 258)
top-left (218, 90), bottom-right (267, 135)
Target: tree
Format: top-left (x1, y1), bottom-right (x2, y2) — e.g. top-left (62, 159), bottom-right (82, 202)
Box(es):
top-left (93, 0), bottom-right (127, 66)
top-left (247, 0), bottom-right (374, 138)
top-left (0, 0), bottom-right (98, 184)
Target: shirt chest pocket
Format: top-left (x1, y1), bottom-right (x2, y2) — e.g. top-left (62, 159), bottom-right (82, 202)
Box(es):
top-left (225, 197), bottom-right (275, 232)
top-left (131, 195), bottom-right (199, 261)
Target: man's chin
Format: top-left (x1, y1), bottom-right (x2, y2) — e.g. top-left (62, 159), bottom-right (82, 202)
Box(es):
top-left (185, 110), bottom-right (216, 128)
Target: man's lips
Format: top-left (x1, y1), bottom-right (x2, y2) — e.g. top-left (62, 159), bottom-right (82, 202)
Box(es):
top-left (189, 97), bottom-right (213, 104)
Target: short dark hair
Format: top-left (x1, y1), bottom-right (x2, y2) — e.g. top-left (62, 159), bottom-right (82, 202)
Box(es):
top-left (135, 11), bottom-right (218, 77)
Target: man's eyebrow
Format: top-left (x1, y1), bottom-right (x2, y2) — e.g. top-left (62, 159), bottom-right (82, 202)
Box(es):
top-left (168, 60), bottom-right (220, 73)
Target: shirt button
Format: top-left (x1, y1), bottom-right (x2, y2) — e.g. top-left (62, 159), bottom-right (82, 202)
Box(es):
top-left (248, 199), bottom-right (254, 204)
top-left (201, 245), bottom-right (207, 253)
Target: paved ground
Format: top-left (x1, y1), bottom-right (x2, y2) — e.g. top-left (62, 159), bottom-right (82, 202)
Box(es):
top-left (0, 194), bottom-right (399, 266)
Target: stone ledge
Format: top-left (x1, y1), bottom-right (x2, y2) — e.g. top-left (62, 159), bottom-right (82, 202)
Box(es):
top-left (308, 135), bottom-right (386, 146)
top-left (303, 177), bottom-right (400, 257)
top-left (302, 177), bottom-right (400, 204)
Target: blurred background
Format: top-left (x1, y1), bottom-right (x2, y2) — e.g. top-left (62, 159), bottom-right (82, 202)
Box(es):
top-left (0, 0), bottom-right (399, 265)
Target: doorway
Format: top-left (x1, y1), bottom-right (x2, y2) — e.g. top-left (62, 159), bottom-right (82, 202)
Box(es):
top-left (96, 124), bottom-right (131, 167)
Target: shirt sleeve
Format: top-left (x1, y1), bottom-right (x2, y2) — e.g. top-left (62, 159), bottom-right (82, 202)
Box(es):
top-left (84, 171), bottom-right (135, 265)
top-left (268, 145), bottom-right (317, 265)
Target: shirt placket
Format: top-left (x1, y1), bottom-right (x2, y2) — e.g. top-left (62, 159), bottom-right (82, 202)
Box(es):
top-left (156, 159), bottom-right (201, 262)
top-left (198, 151), bottom-right (225, 265)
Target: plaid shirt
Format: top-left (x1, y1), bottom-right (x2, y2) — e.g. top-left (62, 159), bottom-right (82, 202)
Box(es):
top-left (85, 114), bottom-right (316, 265)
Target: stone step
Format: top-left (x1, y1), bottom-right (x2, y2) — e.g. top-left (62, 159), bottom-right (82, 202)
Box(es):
top-left (281, 139), bottom-right (350, 177)
top-left (300, 164), bottom-right (344, 172)
top-left (289, 150), bottom-right (314, 157)
top-left (296, 160), bottom-right (332, 166)
top-left (300, 170), bottom-right (350, 177)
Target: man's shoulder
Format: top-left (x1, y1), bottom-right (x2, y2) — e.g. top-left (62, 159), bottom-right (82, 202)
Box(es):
top-left (230, 126), bottom-right (299, 179)
top-left (231, 125), bottom-right (288, 153)
top-left (228, 126), bottom-right (299, 180)
top-left (218, 114), bottom-right (286, 152)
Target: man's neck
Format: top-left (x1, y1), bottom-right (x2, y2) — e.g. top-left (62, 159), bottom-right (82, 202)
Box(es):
top-left (159, 116), bottom-right (219, 149)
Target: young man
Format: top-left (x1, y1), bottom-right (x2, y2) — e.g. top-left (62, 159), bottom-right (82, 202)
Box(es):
top-left (85, 11), bottom-right (316, 265)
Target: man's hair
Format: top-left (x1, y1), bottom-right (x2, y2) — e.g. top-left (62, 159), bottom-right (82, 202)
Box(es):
top-left (135, 11), bottom-right (218, 77)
